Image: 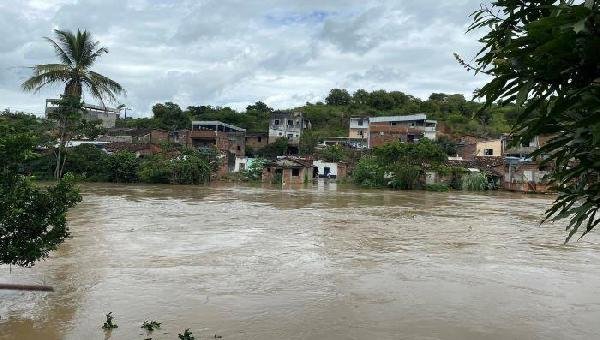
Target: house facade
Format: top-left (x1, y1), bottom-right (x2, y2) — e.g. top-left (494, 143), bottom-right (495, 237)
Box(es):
top-left (367, 114), bottom-right (437, 148)
top-left (262, 157), bottom-right (313, 185)
top-left (268, 111), bottom-right (311, 145)
top-left (475, 138), bottom-right (504, 157)
top-left (188, 121), bottom-right (246, 173)
top-left (349, 117), bottom-right (369, 139)
top-left (245, 132), bottom-right (268, 150)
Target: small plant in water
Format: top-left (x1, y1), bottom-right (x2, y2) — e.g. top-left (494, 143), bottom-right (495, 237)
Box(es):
top-left (101, 312), bottom-right (118, 330)
top-left (141, 320), bottom-right (162, 332)
top-left (178, 328), bottom-right (195, 340)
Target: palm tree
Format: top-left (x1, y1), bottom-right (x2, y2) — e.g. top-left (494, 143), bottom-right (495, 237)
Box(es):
top-left (22, 29), bottom-right (124, 102)
top-left (22, 29), bottom-right (125, 179)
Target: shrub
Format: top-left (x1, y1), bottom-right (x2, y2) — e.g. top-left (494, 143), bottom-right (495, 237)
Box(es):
top-left (108, 151), bottom-right (139, 183)
top-left (462, 172), bottom-right (488, 191)
top-left (243, 158), bottom-right (266, 181)
top-left (352, 156), bottom-right (386, 187)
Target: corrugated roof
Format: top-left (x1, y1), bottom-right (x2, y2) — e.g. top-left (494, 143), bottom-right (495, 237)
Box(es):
top-left (369, 113), bottom-right (427, 123)
top-left (191, 121), bottom-right (246, 132)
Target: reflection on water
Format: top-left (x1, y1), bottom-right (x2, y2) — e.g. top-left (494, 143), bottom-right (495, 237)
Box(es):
top-left (2, 182), bottom-right (600, 340)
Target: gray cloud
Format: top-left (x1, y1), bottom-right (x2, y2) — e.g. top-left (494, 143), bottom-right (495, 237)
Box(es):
top-left (0, 0), bottom-right (489, 116)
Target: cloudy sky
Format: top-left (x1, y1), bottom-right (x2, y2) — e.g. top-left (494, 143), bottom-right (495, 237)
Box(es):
top-left (1, 0), bottom-right (489, 117)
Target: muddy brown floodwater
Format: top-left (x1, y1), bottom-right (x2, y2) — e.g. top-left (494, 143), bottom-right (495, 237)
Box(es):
top-left (2, 182), bottom-right (600, 340)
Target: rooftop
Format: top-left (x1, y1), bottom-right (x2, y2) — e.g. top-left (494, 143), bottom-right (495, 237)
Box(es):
top-left (191, 120), bottom-right (246, 132)
top-left (370, 113), bottom-right (427, 123)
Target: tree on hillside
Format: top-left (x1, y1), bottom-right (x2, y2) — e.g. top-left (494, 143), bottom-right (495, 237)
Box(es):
top-left (462, 0), bottom-right (600, 241)
top-left (352, 89), bottom-right (370, 106)
top-left (325, 89), bottom-right (352, 106)
top-left (22, 29), bottom-right (124, 179)
top-left (153, 102), bottom-right (190, 131)
top-left (246, 101), bottom-right (273, 114)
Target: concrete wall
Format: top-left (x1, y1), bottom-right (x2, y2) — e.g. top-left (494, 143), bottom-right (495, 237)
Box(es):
top-left (475, 139), bottom-right (503, 157)
top-left (313, 160), bottom-right (338, 178)
top-left (234, 157), bottom-right (255, 172)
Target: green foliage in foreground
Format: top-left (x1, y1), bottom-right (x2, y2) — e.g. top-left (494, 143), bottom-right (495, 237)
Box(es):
top-left (464, 0), bottom-right (600, 241)
top-left (0, 112), bottom-right (81, 267)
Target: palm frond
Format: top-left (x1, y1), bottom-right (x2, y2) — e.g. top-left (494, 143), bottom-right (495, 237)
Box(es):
top-left (43, 36), bottom-right (73, 66)
top-left (83, 71), bottom-right (125, 104)
top-left (53, 29), bottom-right (78, 66)
top-left (21, 69), bottom-right (70, 92)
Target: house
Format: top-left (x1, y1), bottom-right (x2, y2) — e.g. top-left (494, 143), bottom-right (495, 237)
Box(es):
top-left (188, 121), bottom-right (246, 172)
top-left (262, 157), bottom-right (314, 185)
top-left (367, 114), bottom-right (437, 148)
top-left (188, 121), bottom-right (245, 155)
top-left (312, 160), bottom-right (348, 179)
top-left (268, 111), bottom-right (311, 146)
top-left (503, 135), bottom-right (553, 193)
top-left (349, 117), bottom-right (369, 139)
top-left (45, 99), bottom-right (119, 128)
top-left (233, 156), bottom-right (256, 172)
top-left (245, 132), bottom-right (268, 150)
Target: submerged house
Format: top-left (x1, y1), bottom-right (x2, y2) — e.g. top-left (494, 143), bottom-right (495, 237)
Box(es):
top-left (503, 135), bottom-right (553, 193)
top-left (262, 157), bottom-right (314, 185)
top-left (312, 160), bottom-right (348, 179)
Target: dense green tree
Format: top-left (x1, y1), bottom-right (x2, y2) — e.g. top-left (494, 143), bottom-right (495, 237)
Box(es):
top-left (0, 119), bottom-right (81, 267)
top-left (153, 102), bottom-right (190, 131)
top-left (65, 144), bottom-right (109, 181)
top-left (325, 89), bottom-right (352, 106)
top-left (464, 0), bottom-right (600, 241)
top-left (107, 150), bottom-right (139, 183)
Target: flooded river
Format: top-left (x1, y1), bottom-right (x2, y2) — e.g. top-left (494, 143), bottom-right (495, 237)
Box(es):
top-left (2, 182), bottom-right (600, 339)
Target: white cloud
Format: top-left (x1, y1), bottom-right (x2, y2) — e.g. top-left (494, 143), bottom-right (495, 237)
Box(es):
top-left (0, 0), bottom-right (489, 117)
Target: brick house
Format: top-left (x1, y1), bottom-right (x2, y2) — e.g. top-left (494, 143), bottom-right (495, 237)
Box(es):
top-left (262, 157), bottom-right (314, 185)
top-left (367, 114), bottom-right (437, 148)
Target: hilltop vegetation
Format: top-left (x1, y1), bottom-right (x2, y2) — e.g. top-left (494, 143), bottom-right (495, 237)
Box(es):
top-left (118, 89), bottom-right (516, 140)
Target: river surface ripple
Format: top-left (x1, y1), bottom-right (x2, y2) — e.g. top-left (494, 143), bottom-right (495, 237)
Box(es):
top-left (2, 182), bottom-right (600, 340)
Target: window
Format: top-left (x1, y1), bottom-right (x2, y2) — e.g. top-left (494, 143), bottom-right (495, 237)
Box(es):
top-left (292, 168), bottom-right (300, 176)
top-left (391, 122), bottom-right (398, 126)
top-left (257, 137), bottom-right (262, 142)
top-left (288, 119), bottom-right (293, 126)
top-left (239, 163), bottom-right (246, 171)
top-left (484, 148), bottom-right (494, 156)
top-left (237, 145), bottom-right (241, 151)
top-left (279, 132), bottom-right (283, 136)
top-left (358, 119), bottom-right (363, 126)
top-left (287, 134), bottom-right (293, 138)
top-left (274, 119), bottom-right (280, 125)
top-left (407, 134), bottom-right (415, 143)
top-left (409, 122), bottom-right (415, 127)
